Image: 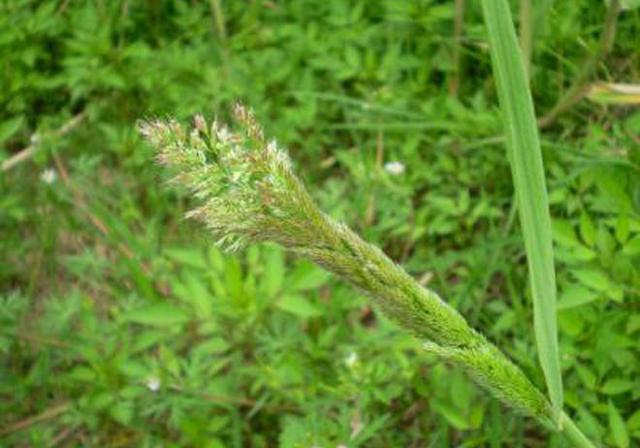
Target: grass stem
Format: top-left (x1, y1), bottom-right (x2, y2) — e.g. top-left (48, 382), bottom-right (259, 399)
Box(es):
top-left (561, 412), bottom-right (597, 448)
top-left (449, 0), bottom-right (466, 97)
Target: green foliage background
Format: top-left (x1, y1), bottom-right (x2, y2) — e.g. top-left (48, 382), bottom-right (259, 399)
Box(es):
top-left (1, 0), bottom-right (639, 446)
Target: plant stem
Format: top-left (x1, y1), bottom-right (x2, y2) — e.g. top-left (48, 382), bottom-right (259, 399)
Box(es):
top-left (209, 0), bottom-right (227, 41)
top-left (209, 0), bottom-right (230, 76)
top-left (1, 112), bottom-right (86, 172)
top-left (449, 0), bottom-right (465, 97)
top-left (518, 0), bottom-right (533, 80)
top-left (561, 412), bottom-right (597, 448)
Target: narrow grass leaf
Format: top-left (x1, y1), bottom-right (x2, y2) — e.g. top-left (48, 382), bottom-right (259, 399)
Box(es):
top-left (480, 0), bottom-right (563, 419)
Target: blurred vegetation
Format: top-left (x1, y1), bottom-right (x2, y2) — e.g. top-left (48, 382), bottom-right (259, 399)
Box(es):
top-left (1, 0), bottom-right (639, 446)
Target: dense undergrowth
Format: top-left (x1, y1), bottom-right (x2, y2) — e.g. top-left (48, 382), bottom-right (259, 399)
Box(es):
top-left (1, 1), bottom-right (639, 446)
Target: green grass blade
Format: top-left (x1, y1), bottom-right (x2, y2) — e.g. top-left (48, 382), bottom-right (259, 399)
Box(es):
top-left (480, 0), bottom-right (563, 420)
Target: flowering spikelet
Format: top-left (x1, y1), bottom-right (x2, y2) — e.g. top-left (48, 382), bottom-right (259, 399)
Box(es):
top-left (140, 105), bottom-right (553, 424)
top-left (139, 105), bottom-right (325, 251)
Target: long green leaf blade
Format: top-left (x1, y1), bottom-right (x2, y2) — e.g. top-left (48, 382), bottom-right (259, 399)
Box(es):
top-left (480, 0), bottom-right (563, 420)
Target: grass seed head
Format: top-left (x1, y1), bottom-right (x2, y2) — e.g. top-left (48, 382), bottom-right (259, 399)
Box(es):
top-left (139, 106), bottom-right (315, 251)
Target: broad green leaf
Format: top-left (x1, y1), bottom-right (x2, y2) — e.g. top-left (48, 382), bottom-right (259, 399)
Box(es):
top-left (0, 116), bottom-right (24, 143)
top-left (433, 400), bottom-right (470, 430)
top-left (608, 401), bottom-right (629, 448)
top-left (597, 225), bottom-right (618, 260)
top-left (595, 171), bottom-right (632, 213)
top-left (172, 271), bottom-right (213, 318)
top-left (552, 220), bottom-right (579, 247)
top-left (109, 400), bottom-right (134, 425)
top-left (164, 247), bottom-right (208, 270)
top-left (627, 315), bottom-right (640, 333)
top-left (575, 364), bottom-right (597, 389)
top-left (621, 235), bottom-right (640, 256)
top-left (571, 269), bottom-right (603, 291)
top-left (224, 257), bottom-right (245, 303)
top-left (263, 247), bottom-right (285, 298)
top-left (450, 372), bottom-right (475, 410)
top-left (67, 365), bottom-right (97, 382)
top-left (288, 261), bottom-right (330, 292)
top-left (122, 258), bottom-right (158, 301)
top-left (558, 309), bottom-right (586, 336)
top-left (571, 269), bottom-right (619, 300)
top-left (277, 294), bottom-right (322, 318)
top-left (208, 246), bottom-right (224, 272)
top-left (557, 285), bottom-right (598, 310)
top-left (124, 303), bottom-right (190, 327)
top-left (480, 0), bottom-right (562, 417)
top-left (615, 215), bottom-right (630, 243)
top-left (196, 337), bottom-right (230, 355)
top-left (555, 246), bottom-right (597, 264)
top-left (601, 378), bottom-right (635, 395)
top-left (628, 409), bottom-right (640, 431)
top-left (131, 329), bottom-right (171, 353)
top-left (580, 213), bottom-right (597, 247)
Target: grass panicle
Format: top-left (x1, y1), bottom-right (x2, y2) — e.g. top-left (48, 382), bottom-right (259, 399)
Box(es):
top-left (141, 106), bottom-right (553, 424)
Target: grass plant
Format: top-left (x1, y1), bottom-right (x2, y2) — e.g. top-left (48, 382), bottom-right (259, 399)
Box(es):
top-left (142, 102), bottom-right (591, 445)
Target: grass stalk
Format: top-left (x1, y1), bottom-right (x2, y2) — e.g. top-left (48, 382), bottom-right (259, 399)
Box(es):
top-left (449, 0), bottom-right (466, 97)
top-left (141, 109), bottom-right (555, 426)
top-left (561, 412), bottom-right (597, 448)
top-left (208, 0), bottom-right (230, 75)
top-left (209, 0), bottom-right (227, 41)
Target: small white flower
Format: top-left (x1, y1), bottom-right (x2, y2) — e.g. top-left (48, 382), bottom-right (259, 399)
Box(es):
top-left (40, 168), bottom-right (57, 184)
top-left (345, 351), bottom-right (358, 368)
top-left (145, 376), bottom-right (161, 392)
top-left (30, 133), bottom-right (40, 146)
top-left (384, 161), bottom-right (405, 175)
